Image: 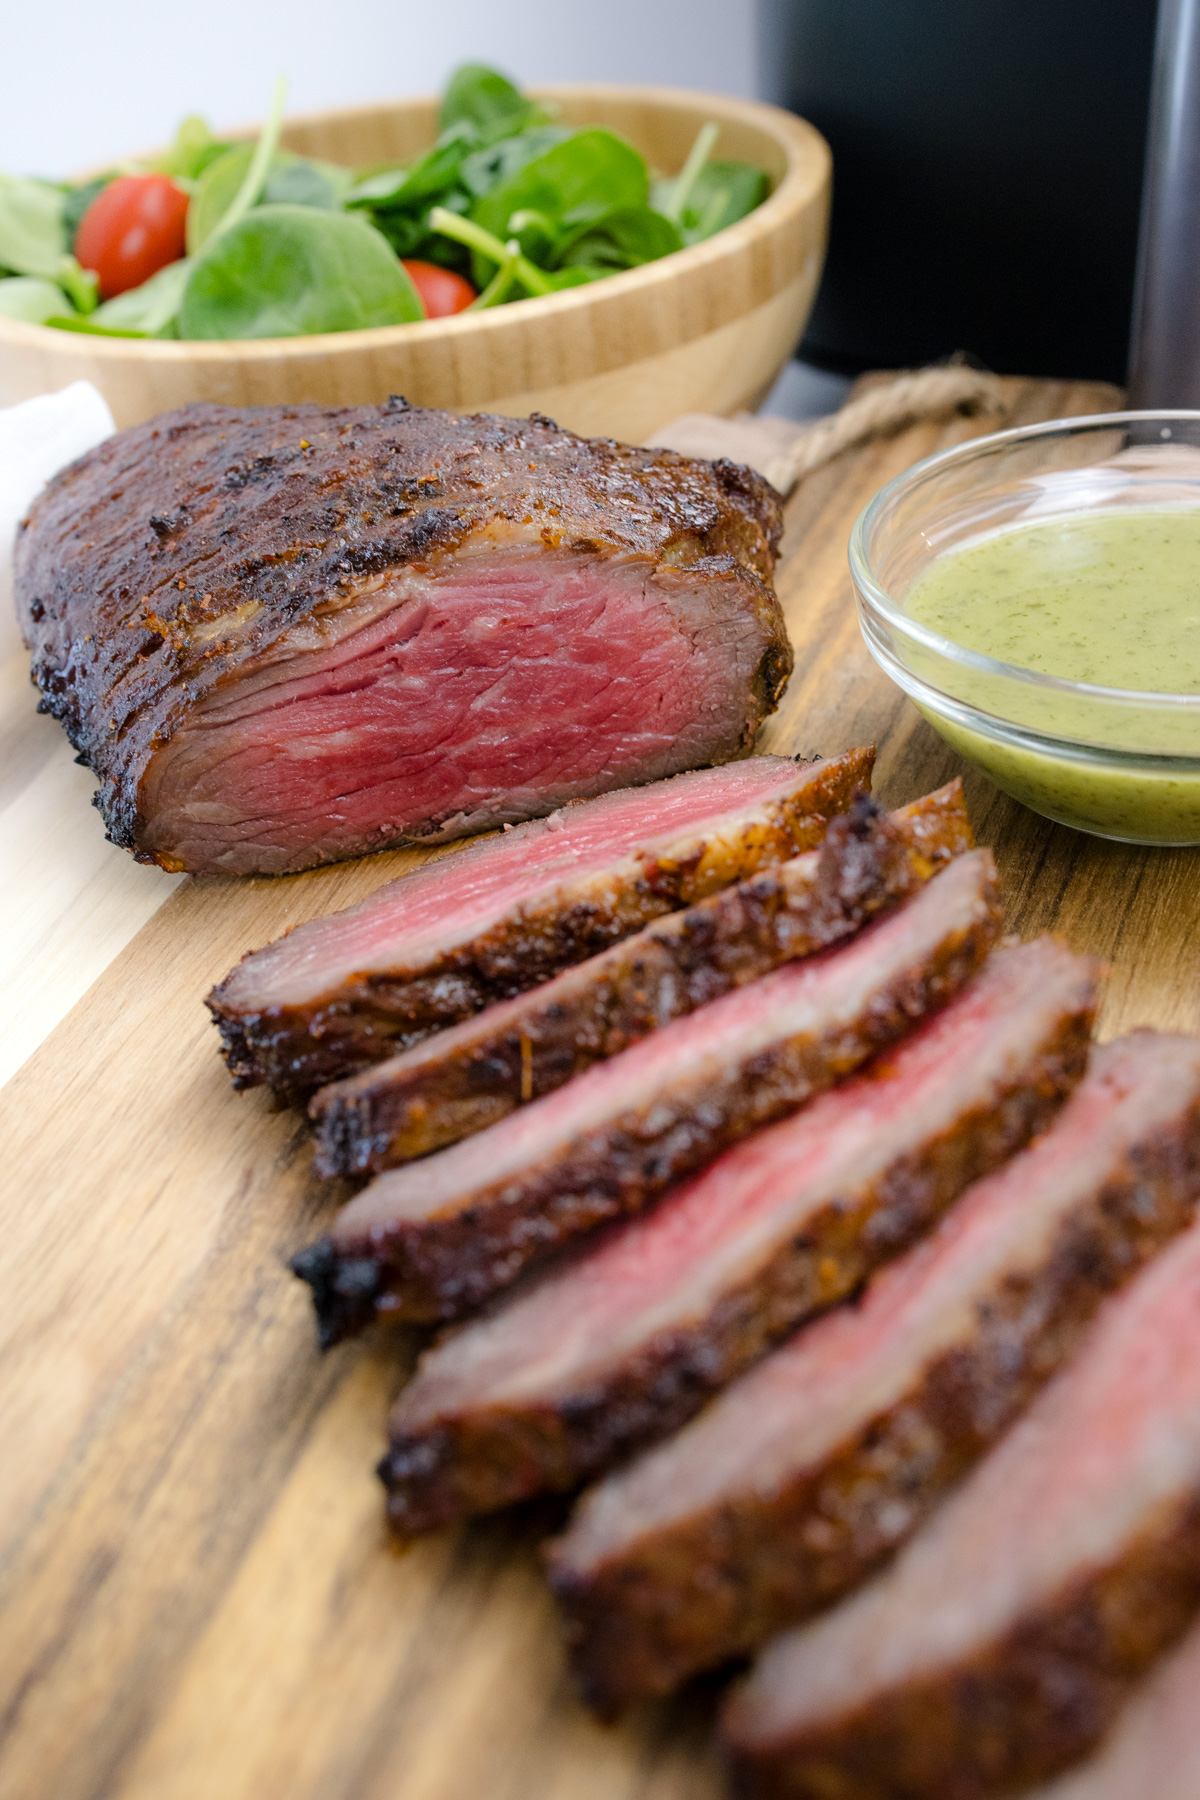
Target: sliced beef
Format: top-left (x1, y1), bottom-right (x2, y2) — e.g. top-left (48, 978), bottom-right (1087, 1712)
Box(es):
top-left (1025, 1617), bottom-right (1200, 1800)
top-left (208, 747), bottom-right (874, 1101)
top-left (378, 936), bottom-right (1096, 1534)
top-left (298, 849), bottom-right (1003, 1344)
top-left (310, 780), bottom-right (972, 1177)
top-left (722, 1198), bottom-right (1200, 1800)
top-left (549, 1032), bottom-right (1200, 1712)
top-left (14, 401), bottom-right (791, 878)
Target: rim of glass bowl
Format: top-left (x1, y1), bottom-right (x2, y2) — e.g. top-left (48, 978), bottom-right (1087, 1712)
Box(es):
top-left (848, 409), bottom-right (1200, 715)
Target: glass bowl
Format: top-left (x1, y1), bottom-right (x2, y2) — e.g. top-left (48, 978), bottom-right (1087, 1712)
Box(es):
top-left (849, 411), bottom-right (1200, 845)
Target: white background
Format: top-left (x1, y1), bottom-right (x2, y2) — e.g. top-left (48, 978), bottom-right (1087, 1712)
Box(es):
top-left (2, 0), bottom-right (759, 178)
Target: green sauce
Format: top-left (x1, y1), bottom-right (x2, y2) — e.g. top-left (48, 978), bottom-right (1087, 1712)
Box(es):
top-left (900, 507), bottom-right (1200, 843)
top-left (906, 508), bottom-right (1200, 695)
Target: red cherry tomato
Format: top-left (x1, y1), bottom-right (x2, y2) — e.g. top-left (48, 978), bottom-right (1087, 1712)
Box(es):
top-left (401, 259), bottom-right (476, 318)
top-left (75, 174), bottom-right (190, 299)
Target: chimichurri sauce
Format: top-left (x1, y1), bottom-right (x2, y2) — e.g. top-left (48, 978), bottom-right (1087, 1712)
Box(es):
top-left (899, 506), bottom-right (1200, 843)
top-left (905, 507), bottom-right (1200, 697)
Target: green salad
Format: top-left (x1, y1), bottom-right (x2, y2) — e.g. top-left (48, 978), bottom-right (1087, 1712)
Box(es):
top-left (0, 65), bottom-right (771, 342)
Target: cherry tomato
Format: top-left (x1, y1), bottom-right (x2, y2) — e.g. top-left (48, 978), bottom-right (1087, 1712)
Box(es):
top-left (75, 174), bottom-right (190, 299)
top-left (401, 259), bottom-right (476, 318)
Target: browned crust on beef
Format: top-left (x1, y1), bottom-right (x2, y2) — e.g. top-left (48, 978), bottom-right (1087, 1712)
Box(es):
top-left (547, 1094), bottom-right (1200, 1711)
top-left (310, 781), bottom-right (974, 1176)
top-left (301, 860), bottom-right (1005, 1347)
top-left (726, 1493), bottom-right (1200, 1800)
top-left (14, 400), bottom-right (788, 867)
top-left (376, 967), bottom-right (1092, 1534)
top-left (209, 747), bottom-right (877, 1102)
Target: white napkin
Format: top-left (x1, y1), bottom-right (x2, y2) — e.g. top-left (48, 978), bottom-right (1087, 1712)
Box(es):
top-left (0, 381), bottom-right (115, 660)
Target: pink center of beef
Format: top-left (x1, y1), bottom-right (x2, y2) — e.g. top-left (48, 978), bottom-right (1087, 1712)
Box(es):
top-left (394, 932), bottom-right (1080, 1423)
top-left (216, 750), bottom-right (813, 1010)
top-left (568, 1033), bottom-right (1200, 1562)
top-left (339, 852), bottom-right (996, 1239)
top-left (137, 547), bottom-right (763, 876)
top-left (736, 1216), bottom-right (1200, 1741)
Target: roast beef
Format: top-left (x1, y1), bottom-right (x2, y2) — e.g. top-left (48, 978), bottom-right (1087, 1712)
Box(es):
top-left (14, 401), bottom-right (792, 878)
top-left (722, 1195), bottom-right (1200, 1800)
top-left (209, 747), bottom-right (874, 1100)
top-left (378, 936), bottom-right (1096, 1534)
top-left (296, 849), bottom-right (1003, 1344)
top-left (549, 1032), bottom-right (1200, 1711)
top-left (1024, 1617), bottom-right (1200, 1800)
top-left (310, 781), bottom-right (972, 1176)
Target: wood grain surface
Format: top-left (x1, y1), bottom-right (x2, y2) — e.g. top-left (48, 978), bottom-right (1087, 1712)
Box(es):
top-left (4, 374), bottom-right (1198, 1800)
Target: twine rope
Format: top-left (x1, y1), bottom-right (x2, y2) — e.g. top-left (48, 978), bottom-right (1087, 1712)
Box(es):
top-left (649, 362), bottom-right (1009, 495)
top-left (778, 364), bottom-right (1007, 486)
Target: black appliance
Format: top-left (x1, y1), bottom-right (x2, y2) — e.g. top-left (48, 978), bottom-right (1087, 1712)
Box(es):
top-left (758, 0), bottom-right (1159, 382)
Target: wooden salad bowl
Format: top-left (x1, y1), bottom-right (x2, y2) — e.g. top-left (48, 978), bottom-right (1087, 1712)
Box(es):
top-left (0, 85), bottom-right (830, 439)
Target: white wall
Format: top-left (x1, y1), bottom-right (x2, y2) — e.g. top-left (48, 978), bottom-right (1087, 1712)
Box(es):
top-left (3, 0), bottom-right (758, 178)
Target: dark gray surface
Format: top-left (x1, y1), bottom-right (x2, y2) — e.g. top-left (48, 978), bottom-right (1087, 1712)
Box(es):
top-left (758, 0), bottom-right (1158, 383)
top-left (762, 360), bottom-right (853, 422)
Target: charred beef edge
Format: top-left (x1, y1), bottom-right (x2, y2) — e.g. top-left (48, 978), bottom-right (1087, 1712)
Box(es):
top-left (309, 783), bottom-right (974, 1180)
top-left (374, 961), bottom-right (1097, 1539)
top-left (547, 1092), bottom-right (1200, 1712)
top-left (210, 748), bottom-right (877, 1104)
top-left (298, 857), bottom-right (1003, 1349)
top-left (725, 1492), bottom-right (1200, 1800)
top-left (376, 998), bottom-right (1087, 1534)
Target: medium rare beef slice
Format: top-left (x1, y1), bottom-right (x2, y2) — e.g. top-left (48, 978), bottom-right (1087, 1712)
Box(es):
top-left (310, 781), bottom-right (974, 1175)
top-left (15, 400), bottom-right (792, 878)
top-left (306, 784), bottom-right (917, 1174)
top-left (549, 1031), bottom-right (1200, 1711)
top-left (209, 748), bottom-right (875, 1101)
top-left (722, 1196), bottom-right (1200, 1800)
top-left (296, 849), bottom-right (1003, 1345)
top-left (378, 937), bottom-right (1097, 1534)
top-left (1025, 1615), bottom-right (1200, 1800)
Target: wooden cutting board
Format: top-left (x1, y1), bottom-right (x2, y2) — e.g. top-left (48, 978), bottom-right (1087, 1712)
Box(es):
top-left (4, 373), bottom-right (1199, 1800)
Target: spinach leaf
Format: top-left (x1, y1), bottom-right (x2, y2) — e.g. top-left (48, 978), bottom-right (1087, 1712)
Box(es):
top-left (92, 257), bottom-right (192, 335)
top-left (675, 161), bottom-right (770, 245)
top-left (554, 204), bottom-right (681, 272)
top-left (649, 143), bottom-right (769, 246)
top-left (179, 204), bottom-right (424, 339)
top-left (371, 193), bottom-right (471, 269)
top-left (0, 275), bottom-right (71, 323)
top-left (346, 163), bottom-right (411, 208)
top-left (439, 64), bottom-right (534, 140)
top-left (348, 130), bottom-right (473, 212)
top-left (60, 260), bottom-right (99, 312)
top-left (350, 106), bottom-right (568, 242)
top-left (191, 144), bottom-right (338, 252)
top-left (470, 130), bottom-right (647, 248)
top-left (187, 146), bottom-right (253, 252)
top-left (264, 155), bottom-right (347, 211)
top-left (0, 174), bottom-right (97, 311)
top-left (0, 173), bottom-right (67, 279)
top-left (62, 176), bottom-right (110, 248)
top-left (648, 121), bottom-right (769, 245)
top-left (186, 76), bottom-right (286, 254)
top-left (153, 115), bottom-right (231, 181)
top-left (653, 122), bottom-right (719, 224)
top-left (458, 125), bottom-right (574, 199)
top-left (539, 267), bottom-right (592, 291)
top-left (500, 205), bottom-right (560, 261)
top-left (45, 315), bottom-right (146, 337)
